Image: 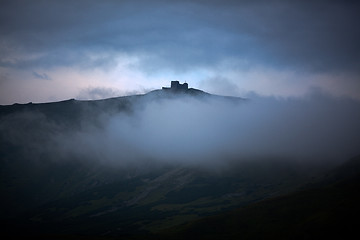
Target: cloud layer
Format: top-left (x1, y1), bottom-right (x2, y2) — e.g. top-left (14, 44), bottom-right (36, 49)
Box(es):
top-left (1, 92), bottom-right (359, 168)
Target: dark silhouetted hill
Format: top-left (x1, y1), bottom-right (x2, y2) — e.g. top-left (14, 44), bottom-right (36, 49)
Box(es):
top-left (158, 155), bottom-right (360, 240)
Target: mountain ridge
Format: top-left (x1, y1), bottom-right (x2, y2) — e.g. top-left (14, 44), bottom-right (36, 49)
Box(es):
top-left (0, 87), bottom-right (244, 108)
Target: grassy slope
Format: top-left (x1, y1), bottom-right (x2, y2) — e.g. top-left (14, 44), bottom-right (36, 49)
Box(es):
top-left (0, 159), bottom-right (317, 238)
top-left (159, 156), bottom-right (360, 240)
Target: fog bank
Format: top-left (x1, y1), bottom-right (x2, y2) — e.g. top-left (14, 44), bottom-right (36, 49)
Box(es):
top-left (1, 90), bottom-right (360, 167)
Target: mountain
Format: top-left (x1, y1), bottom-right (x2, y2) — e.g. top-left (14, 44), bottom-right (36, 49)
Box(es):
top-left (0, 88), bottom-right (356, 239)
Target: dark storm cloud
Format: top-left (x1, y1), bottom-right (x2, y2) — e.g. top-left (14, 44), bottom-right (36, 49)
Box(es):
top-left (1, 0), bottom-right (359, 73)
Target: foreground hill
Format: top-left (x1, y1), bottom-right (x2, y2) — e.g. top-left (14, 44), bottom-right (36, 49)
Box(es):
top-left (1, 158), bottom-right (316, 238)
top-left (159, 155), bottom-right (360, 240)
top-left (1, 154), bottom-right (357, 239)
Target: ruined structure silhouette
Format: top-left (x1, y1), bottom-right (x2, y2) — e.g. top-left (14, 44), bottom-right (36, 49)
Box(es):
top-left (162, 81), bottom-right (188, 91)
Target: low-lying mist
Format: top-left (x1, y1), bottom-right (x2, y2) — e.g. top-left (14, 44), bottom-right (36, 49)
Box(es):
top-left (1, 89), bottom-right (360, 169)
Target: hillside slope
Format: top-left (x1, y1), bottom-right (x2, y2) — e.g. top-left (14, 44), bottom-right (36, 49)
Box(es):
top-left (160, 155), bottom-right (360, 240)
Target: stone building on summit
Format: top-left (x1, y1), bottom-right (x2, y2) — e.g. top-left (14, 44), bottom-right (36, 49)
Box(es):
top-left (162, 81), bottom-right (188, 91)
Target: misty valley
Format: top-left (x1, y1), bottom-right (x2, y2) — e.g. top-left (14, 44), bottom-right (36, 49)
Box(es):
top-left (1, 88), bottom-right (360, 239)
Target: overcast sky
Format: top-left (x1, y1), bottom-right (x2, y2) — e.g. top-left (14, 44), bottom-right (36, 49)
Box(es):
top-left (1, 0), bottom-right (360, 104)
